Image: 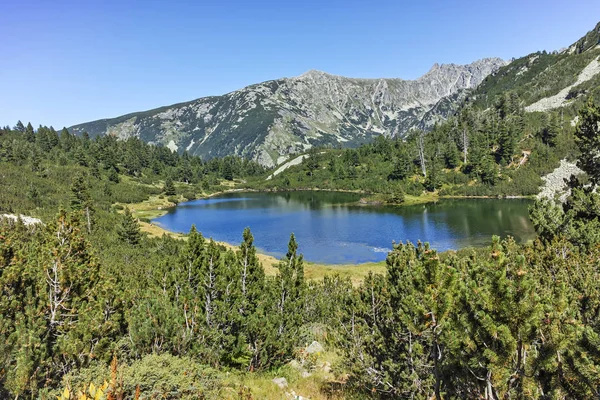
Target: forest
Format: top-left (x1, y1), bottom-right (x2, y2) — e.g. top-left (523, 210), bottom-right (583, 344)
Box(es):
top-left (0, 98), bottom-right (599, 399)
top-left (258, 91), bottom-right (579, 201)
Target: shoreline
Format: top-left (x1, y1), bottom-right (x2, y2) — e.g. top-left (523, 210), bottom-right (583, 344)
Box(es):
top-left (136, 217), bottom-right (386, 285)
top-left (127, 188), bottom-right (534, 284)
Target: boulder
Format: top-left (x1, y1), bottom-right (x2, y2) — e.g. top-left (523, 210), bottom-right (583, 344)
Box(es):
top-left (272, 377), bottom-right (288, 389)
top-left (305, 340), bottom-right (324, 354)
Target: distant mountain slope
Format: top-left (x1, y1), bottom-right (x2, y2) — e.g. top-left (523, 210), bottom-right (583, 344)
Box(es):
top-left (69, 58), bottom-right (505, 167)
top-left (471, 21), bottom-right (600, 112)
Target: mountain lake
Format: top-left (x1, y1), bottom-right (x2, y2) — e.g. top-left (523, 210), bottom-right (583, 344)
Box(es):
top-left (152, 191), bottom-right (536, 264)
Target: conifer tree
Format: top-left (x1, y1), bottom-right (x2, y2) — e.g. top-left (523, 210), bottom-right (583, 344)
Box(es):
top-left (14, 120), bottom-right (25, 132)
top-left (117, 207), bottom-right (142, 246)
top-left (0, 211), bottom-right (112, 397)
top-left (497, 120), bottom-right (515, 165)
top-left (449, 237), bottom-right (542, 399)
top-left (70, 172), bottom-right (93, 232)
top-left (232, 228), bottom-right (266, 368)
top-left (108, 167), bottom-right (120, 183)
top-left (575, 96), bottom-right (600, 184)
top-left (270, 234), bottom-right (306, 362)
top-left (388, 146), bottom-right (412, 181)
top-left (541, 113), bottom-right (560, 146)
top-left (164, 177), bottom-right (176, 195)
top-left (24, 122), bottom-right (35, 143)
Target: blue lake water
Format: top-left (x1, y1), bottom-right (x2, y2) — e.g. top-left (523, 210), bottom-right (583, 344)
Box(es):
top-left (152, 191), bottom-right (536, 264)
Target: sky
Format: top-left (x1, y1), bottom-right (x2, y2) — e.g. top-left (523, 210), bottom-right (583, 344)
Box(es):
top-left (1, 0), bottom-right (600, 129)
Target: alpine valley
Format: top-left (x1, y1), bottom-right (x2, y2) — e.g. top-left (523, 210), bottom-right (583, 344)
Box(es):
top-left (3, 16), bottom-right (600, 400)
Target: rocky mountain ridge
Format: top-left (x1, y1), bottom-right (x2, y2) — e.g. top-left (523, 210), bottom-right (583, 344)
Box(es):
top-left (70, 58), bottom-right (506, 167)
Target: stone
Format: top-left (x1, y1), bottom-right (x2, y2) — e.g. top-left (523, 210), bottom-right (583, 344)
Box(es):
top-left (305, 340), bottom-right (324, 354)
top-left (288, 359), bottom-right (304, 371)
top-left (272, 377), bottom-right (288, 389)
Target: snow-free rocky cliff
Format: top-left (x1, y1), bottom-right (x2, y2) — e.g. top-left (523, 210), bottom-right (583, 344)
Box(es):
top-left (70, 58), bottom-right (506, 167)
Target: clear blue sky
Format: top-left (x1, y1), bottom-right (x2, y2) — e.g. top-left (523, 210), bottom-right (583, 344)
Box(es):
top-left (1, 0), bottom-right (599, 129)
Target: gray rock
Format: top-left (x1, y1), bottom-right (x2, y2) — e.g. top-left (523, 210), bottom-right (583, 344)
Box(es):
top-left (537, 159), bottom-right (583, 202)
top-left (272, 377), bottom-right (288, 389)
top-left (288, 359), bottom-right (304, 372)
top-left (305, 341), bottom-right (324, 354)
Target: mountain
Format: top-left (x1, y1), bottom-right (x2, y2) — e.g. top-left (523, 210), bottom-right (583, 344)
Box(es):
top-left (470, 21), bottom-right (600, 114)
top-left (69, 58), bottom-right (506, 167)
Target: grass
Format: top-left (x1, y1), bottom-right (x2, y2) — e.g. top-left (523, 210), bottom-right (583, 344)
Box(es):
top-left (304, 261), bottom-right (386, 286)
top-left (222, 350), bottom-right (348, 400)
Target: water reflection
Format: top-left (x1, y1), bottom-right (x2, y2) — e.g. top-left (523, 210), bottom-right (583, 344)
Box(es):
top-left (153, 192), bottom-right (536, 264)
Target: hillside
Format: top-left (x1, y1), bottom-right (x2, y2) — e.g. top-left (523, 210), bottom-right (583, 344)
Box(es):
top-left (69, 58), bottom-right (505, 167)
top-left (471, 21), bottom-right (600, 113)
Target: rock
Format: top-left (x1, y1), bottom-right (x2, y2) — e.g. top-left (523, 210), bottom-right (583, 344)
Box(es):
top-left (288, 359), bottom-right (304, 372)
top-left (69, 59), bottom-right (506, 168)
top-left (305, 341), bottom-right (324, 354)
top-left (272, 377), bottom-right (288, 389)
top-left (537, 159), bottom-right (584, 202)
top-left (0, 214), bottom-right (43, 226)
top-left (301, 371), bottom-right (312, 378)
top-left (321, 361), bottom-right (332, 373)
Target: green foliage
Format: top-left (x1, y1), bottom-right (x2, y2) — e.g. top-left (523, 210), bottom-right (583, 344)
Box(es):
top-left (117, 207), bottom-right (142, 246)
top-left (0, 212), bottom-right (119, 397)
top-left (163, 177), bottom-right (176, 195)
top-left (531, 98), bottom-right (600, 248)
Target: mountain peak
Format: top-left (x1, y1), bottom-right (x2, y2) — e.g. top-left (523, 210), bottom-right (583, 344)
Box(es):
top-left (298, 69), bottom-right (330, 78)
top-left (69, 61), bottom-right (506, 168)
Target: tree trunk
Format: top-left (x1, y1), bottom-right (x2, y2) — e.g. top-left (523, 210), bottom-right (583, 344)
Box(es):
top-left (418, 131), bottom-right (427, 177)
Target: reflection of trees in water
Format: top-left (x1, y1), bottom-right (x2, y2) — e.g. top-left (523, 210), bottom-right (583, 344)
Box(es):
top-left (346, 198), bottom-right (535, 243)
top-left (423, 199), bottom-right (535, 243)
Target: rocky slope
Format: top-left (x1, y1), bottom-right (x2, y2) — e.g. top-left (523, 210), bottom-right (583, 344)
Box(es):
top-left (69, 58), bottom-right (506, 167)
top-left (471, 21), bottom-right (600, 113)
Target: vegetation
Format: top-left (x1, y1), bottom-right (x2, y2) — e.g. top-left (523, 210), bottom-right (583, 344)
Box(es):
top-left (1, 82), bottom-right (600, 398)
top-left (255, 91), bottom-right (578, 202)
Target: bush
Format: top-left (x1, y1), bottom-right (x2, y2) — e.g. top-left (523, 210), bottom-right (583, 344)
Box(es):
top-left (182, 191), bottom-right (197, 201)
top-left (54, 354), bottom-right (226, 400)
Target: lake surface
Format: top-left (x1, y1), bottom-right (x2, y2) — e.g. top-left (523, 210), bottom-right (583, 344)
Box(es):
top-left (152, 191), bottom-right (536, 264)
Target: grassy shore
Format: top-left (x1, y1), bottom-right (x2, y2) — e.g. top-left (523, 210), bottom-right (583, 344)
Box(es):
top-left (122, 194), bottom-right (386, 285)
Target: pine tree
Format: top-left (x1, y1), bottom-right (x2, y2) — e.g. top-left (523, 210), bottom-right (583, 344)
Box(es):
top-left (233, 228), bottom-right (266, 368)
top-left (24, 122), bottom-right (35, 143)
top-left (70, 172), bottom-right (93, 233)
top-left (388, 146), bottom-right (412, 181)
top-left (449, 237), bottom-right (542, 399)
top-left (117, 207), bottom-right (142, 246)
top-left (268, 234), bottom-right (306, 364)
top-left (163, 177), bottom-right (176, 195)
top-left (575, 97), bottom-right (600, 185)
top-left (222, 160), bottom-right (234, 181)
top-left (541, 113), bottom-right (560, 146)
top-left (0, 211), bottom-right (111, 397)
top-left (497, 120), bottom-right (515, 165)
top-left (424, 157), bottom-right (442, 191)
top-left (108, 167), bottom-right (120, 183)
top-left (14, 120), bottom-right (25, 132)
